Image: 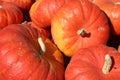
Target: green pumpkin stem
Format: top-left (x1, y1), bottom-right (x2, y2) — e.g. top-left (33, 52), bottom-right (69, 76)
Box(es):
top-left (102, 54), bottom-right (112, 74)
top-left (38, 38), bottom-right (46, 54)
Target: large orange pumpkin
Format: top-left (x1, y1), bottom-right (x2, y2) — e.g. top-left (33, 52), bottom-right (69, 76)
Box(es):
top-left (0, 24), bottom-right (64, 80)
top-left (51, 0), bottom-right (110, 57)
top-left (65, 45), bottom-right (120, 80)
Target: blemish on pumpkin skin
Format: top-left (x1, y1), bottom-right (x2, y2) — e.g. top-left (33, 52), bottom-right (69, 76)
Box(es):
top-left (113, 67), bottom-right (117, 69)
top-left (18, 48), bottom-right (21, 50)
top-left (18, 47), bottom-right (24, 56)
top-left (19, 42), bottom-right (23, 45)
top-left (111, 12), bottom-right (119, 19)
top-left (98, 26), bottom-right (105, 31)
top-left (17, 42), bottom-right (24, 56)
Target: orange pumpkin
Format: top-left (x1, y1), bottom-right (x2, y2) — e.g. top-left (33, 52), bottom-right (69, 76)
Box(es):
top-left (65, 45), bottom-right (120, 80)
top-left (51, 0), bottom-right (110, 57)
top-left (0, 24), bottom-right (64, 80)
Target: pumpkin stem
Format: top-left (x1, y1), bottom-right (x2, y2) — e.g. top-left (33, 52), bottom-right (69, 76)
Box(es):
top-left (102, 54), bottom-right (112, 74)
top-left (22, 21), bottom-right (27, 24)
top-left (114, 2), bottom-right (120, 5)
top-left (38, 38), bottom-right (46, 53)
top-left (77, 28), bottom-right (86, 37)
top-left (0, 5), bottom-right (2, 8)
top-left (77, 28), bottom-right (90, 37)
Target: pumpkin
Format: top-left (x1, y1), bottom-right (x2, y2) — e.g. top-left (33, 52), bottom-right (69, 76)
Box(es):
top-left (0, 24), bottom-right (64, 80)
top-left (29, 0), bottom-right (65, 28)
top-left (1, 0), bottom-right (35, 10)
top-left (65, 45), bottom-right (120, 80)
top-left (51, 0), bottom-right (110, 57)
top-left (89, 0), bottom-right (120, 35)
top-left (0, 1), bottom-right (23, 29)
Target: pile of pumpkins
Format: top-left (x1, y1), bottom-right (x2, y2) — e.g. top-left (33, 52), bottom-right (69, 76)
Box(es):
top-left (0, 0), bottom-right (120, 80)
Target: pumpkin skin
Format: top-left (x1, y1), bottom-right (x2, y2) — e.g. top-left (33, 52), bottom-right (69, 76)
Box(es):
top-left (51, 0), bottom-right (110, 57)
top-left (29, 0), bottom-right (65, 28)
top-left (0, 24), bottom-right (64, 80)
top-left (1, 0), bottom-right (35, 10)
top-left (89, 0), bottom-right (120, 35)
top-left (65, 45), bottom-right (120, 80)
top-left (0, 1), bottom-right (23, 29)
top-left (26, 21), bottom-right (51, 38)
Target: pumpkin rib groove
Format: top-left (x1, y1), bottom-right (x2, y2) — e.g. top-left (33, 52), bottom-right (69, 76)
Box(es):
top-left (85, 6), bottom-right (101, 30)
top-left (80, 0), bottom-right (85, 24)
top-left (3, 8), bottom-right (8, 25)
top-left (6, 8), bottom-right (13, 23)
top-left (31, 57), bottom-right (50, 79)
top-left (6, 8), bottom-right (17, 24)
top-left (26, 58), bottom-right (42, 80)
top-left (41, 56), bottom-right (57, 80)
top-left (0, 8), bottom-right (8, 26)
top-left (10, 8), bottom-right (20, 24)
top-left (44, 60), bottom-right (51, 80)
